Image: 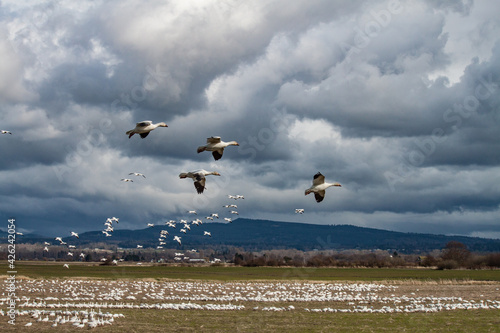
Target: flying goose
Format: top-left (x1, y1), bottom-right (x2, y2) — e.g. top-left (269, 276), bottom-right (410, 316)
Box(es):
top-left (70, 231), bottom-right (79, 238)
top-left (129, 172), bottom-right (146, 178)
top-left (305, 172), bottom-right (341, 203)
top-left (1, 130), bottom-right (12, 134)
top-left (121, 178), bottom-right (133, 182)
top-left (295, 209), bottom-right (305, 214)
top-left (197, 136), bottom-right (239, 160)
top-left (179, 169), bottom-right (221, 194)
top-left (126, 120), bottom-right (168, 139)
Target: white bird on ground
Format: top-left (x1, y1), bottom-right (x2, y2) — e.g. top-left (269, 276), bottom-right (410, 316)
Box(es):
top-left (71, 231), bottom-right (79, 238)
top-left (126, 120), bottom-right (168, 139)
top-left (1, 130), bottom-right (12, 134)
top-left (80, 253), bottom-right (85, 258)
top-left (129, 172), bottom-right (146, 178)
top-left (295, 209), bottom-right (305, 214)
top-left (121, 178), bottom-right (133, 182)
top-left (305, 172), bottom-right (342, 203)
top-left (204, 231), bottom-right (212, 237)
top-left (174, 236), bottom-right (182, 245)
top-left (25, 322), bottom-right (32, 326)
top-left (224, 218), bottom-right (232, 223)
top-left (179, 169), bottom-right (221, 194)
top-left (197, 136), bottom-right (239, 160)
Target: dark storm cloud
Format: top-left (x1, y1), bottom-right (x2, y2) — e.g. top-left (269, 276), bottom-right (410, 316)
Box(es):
top-left (0, 0), bottom-right (499, 238)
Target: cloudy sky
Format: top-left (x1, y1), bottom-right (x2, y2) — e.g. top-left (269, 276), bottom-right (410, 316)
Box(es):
top-left (1, 0), bottom-right (499, 239)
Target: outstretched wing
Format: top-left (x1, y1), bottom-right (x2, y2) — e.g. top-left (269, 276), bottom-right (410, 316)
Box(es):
top-left (137, 121), bottom-right (152, 127)
top-left (207, 136), bottom-right (221, 144)
top-left (314, 191), bottom-right (325, 203)
top-left (312, 172), bottom-right (325, 186)
top-left (140, 132), bottom-right (150, 139)
top-left (212, 150), bottom-right (223, 160)
top-left (193, 174), bottom-right (206, 194)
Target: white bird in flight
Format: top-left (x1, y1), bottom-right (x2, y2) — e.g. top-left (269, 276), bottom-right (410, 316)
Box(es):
top-left (197, 136), bottom-right (239, 160)
top-left (1, 130), bottom-right (12, 134)
top-left (121, 178), bottom-right (133, 182)
top-left (137, 245), bottom-right (143, 248)
top-left (295, 209), bottom-right (305, 214)
top-left (129, 172), bottom-right (146, 178)
top-left (224, 218), bottom-right (232, 223)
top-left (126, 120), bottom-right (168, 139)
top-left (204, 231), bottom-right (212, 237)
top-left (305, 172), bottom-right (341, 203)
top-left (147, 223), bottom-right (154, 227)
top-left (174, 236), bottom-right (182, 245)
top-left (188, 210), bottom-right (197, 215)
top-left (71, 231), bottom-right (79, 238)
top-left (179, 169), bottom-right (221, 194)
top-left (63, 264), bottom-right (69, 269)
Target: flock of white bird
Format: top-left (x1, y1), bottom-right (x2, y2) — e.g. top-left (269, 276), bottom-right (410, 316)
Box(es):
top-left (2, 279), bottom-right (499, 328)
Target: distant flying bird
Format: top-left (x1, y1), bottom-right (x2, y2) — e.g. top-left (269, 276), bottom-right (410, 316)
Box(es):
top-left (126, 120), bottom-right (168, 139)
top-left (147, 223), bottom-right (155, 227)
top-left (1, 130), bottom-right (12, 134)
top-left (235, 195), bottom-right (244, 199)
top-left (68, 245), bottom-right (76, 249)
top-left (223, 204), bottom-right (237, 208)
top-left (174, 236), bottom-right (182, 245)
top-left (305, 172), bottom-right (342, 203)
top-left (230, 211), bottom-right (239, 215)
top-left (205, 216), bottom-right (214, 221)
top-left (203, 231), bottom-right (212, 237)
top-left (44, 242), bottom-right (50, 245)
top-left (211, 213), bottom-right (219, 219)
top-left (67, 252), bottom-right (73, 256)
top-left (295, 209), bottom-right (305, 214)
top-left (63, 264), bottom-right (69, 269)
top-left (71, 231), bottom-right (79, 238)
top-left (137, 245), bottom-right (143, 248)
top-left (180, 228), bottom-right (187, 234)
top-left (102, 231), bottom-right (112, 237)
top-left (188, 210), bottom-right (197, 215)
top-left (43, 246), bottom-right (49, 252)
top-left (179, 169), bottom-right (221, 194)
top-left (197, 136), bottom-right (239, 160)
top-left (166, 221), bottom-right (176, 228)
top-left (121, 178), bottom-right (133, 182)
top-left (129, 172), bottom-right (146, 178)
top-left (55, 237), bottom-right (63, 243)
top-left (224, 218), bottom-right (232, 223)
top-left (110, 217), bottom-right (119, 223)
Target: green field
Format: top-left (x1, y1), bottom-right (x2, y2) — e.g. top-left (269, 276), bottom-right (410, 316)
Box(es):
top-left (2, 262), bottom-right (500, 332)
top-left (8, 261), bottom-right (500, 281)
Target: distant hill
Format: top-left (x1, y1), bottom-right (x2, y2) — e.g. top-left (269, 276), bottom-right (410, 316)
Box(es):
top-left (6, 218), bottom-right (500, 253)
